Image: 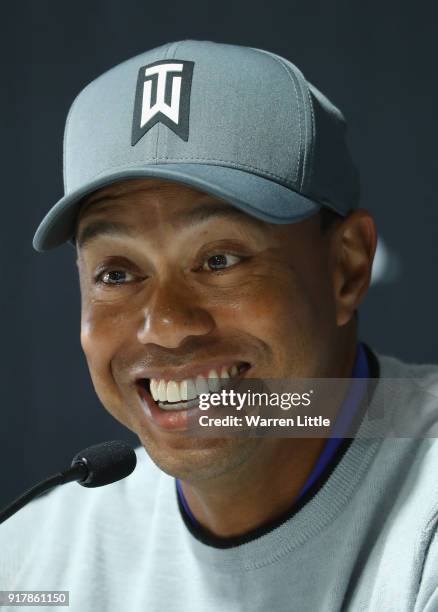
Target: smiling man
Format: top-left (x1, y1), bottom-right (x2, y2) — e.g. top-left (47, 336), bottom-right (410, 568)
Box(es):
top-left (73, 176), bottom-right (372, 539)
top-left (2, 40), bottom-right (438, 611)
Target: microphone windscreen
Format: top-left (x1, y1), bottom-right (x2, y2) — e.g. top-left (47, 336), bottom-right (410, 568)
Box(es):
top-left (71, 440), bottom-right (137, 488)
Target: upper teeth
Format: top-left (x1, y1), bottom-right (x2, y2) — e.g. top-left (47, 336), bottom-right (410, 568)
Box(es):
top-left (149, 365), bottom-right (241, 403)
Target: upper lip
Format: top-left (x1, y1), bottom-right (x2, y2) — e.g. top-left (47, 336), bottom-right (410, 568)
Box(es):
top-left (132, 359), bottom-right (251, 384)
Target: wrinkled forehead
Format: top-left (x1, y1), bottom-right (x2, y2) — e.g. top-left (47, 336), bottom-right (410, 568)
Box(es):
top-left (74, 176), bottom-right (232, 235)
top-left (74, 177), bottom-right (277, 251)
top-left (80, 177), bottom-right (211, 217)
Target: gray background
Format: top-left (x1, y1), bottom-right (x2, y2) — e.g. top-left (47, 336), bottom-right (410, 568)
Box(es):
top-left (1, 0), bottom-right (436, 507)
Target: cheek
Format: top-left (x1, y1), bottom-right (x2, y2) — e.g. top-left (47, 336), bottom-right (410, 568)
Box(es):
top-left (81, 307), bottom-right (119, 369)
top-left (229, 269), bottom-right (331, 375)
top-left (80, 305), bottom-right (133, 427)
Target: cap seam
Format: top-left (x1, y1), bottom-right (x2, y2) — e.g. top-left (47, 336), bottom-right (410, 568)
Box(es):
top-left (271, 55), bottom-right (314, 193)
top-left (304, 81), bottom-right (316, 196)
top-left (88, 157), bottom-right (302, 190)
top-left (250, 48), bottom-right (303, 187)
top-left (154, 42), bottom-right (178, 162)
top-left (271, 58), bottom-right (305, 190)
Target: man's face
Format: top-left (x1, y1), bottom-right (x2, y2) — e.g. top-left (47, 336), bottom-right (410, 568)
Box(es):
top-left (75, 178), bottom-right (344, 481)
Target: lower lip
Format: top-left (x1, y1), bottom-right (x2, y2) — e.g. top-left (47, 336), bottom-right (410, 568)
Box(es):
top-left (137, 367), bottom-right (251, 432)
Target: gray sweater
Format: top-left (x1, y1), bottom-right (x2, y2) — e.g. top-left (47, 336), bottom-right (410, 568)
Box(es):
top-left (2, 353), bottom-right (438, 611)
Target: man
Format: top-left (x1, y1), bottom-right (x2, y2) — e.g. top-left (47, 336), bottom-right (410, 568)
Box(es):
top-left (2, 40), bottom-right (438, 611)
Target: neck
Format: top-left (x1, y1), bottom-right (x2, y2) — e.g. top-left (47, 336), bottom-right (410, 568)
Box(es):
top-left (180, 437), bottom-right (327, 538)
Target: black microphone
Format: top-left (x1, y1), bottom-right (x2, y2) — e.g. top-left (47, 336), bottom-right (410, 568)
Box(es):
top-left (0, 440), bottom-right (137, 525)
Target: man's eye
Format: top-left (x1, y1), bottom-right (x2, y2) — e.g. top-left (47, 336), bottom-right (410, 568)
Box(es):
top-left (97, 269), bottom-right (135, 285)
top-left (202, 253), bottom-right (242, 272)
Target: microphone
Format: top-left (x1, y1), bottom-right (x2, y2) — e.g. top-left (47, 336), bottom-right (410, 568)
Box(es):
top-left (0, 440), bottom-right (137, 525)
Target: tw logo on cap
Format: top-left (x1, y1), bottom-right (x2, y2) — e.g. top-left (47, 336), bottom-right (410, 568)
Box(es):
top-left (131, 59), bottom-right (194, 145)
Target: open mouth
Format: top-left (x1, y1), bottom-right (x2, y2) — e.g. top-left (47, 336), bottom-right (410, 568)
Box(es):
top-left (137, 361), bottom-right (252, 412)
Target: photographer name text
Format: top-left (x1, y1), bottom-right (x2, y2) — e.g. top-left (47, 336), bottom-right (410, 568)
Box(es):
top-left (198, 415), bottom-right (331, 428)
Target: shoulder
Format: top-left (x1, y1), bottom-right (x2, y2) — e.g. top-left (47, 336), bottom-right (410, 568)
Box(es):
top-left (375, 352), bottom-right (438, 436)
top-left (361, 351), bottom-right (438, 537)
top-left (376, 351), bottom-right (438, 382)
top-left (414, 524), bottom-right (438, 611)
top-left (374, 350), bottom-right (438, 470)
top-left (374, 352), bottom-right (438, 576)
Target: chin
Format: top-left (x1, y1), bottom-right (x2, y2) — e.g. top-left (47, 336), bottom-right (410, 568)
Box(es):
top-left (137, 432), bottom-right (262, 482)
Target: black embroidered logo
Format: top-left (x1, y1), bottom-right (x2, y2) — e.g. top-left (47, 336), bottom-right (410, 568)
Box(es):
top-left (131, 60), bottom-right (194, 145)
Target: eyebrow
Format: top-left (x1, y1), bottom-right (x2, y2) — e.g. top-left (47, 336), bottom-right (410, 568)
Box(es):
top-left (76, 201), bottom-right (269, 249)
top-left (76, 221), bottom-right (134, 249)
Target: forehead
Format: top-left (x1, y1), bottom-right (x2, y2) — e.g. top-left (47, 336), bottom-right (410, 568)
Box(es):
top-left (79, 178), bottom-right (211, 216)
top-left (76, 178), bottom-right (237, 233)
top-left (75, 177), bottom-right (273, 249)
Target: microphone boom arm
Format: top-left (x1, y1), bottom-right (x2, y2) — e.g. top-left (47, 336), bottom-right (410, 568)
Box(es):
top-left (0, 463), bottom-right (87, 525)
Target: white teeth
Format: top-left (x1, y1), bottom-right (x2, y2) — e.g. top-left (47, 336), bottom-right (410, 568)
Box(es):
top-left (195, 375), bottom-right (210, 396)
top-left (157, 379), bottom-right (167, 402)
top-left (220, 366), bottom-right (230, 379)
top-left (179, 380), bottom-right (188, 401)
top-left (207, 369), bottom-right (221, 392)
top-left (181, 379), bottom-right (197, 401)
top-left (150, 379), bottom-right (158, 401)
top-left (148, 363), bottom-right (245, 405)
top-left (166, 380), bottom-right (181, 403)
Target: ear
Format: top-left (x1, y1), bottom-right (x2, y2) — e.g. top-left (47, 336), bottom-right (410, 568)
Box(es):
top-left (330, 209), bottom-right (377, 327)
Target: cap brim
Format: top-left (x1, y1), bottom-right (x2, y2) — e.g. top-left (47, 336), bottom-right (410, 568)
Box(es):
top-left (32, 164), bottom-right (321, 251)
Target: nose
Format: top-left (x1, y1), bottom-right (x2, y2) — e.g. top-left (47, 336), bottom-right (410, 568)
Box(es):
top-left (136, 279), bottom-right (215, 349)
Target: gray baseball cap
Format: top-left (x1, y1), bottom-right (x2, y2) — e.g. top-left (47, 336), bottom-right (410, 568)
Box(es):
top-left (32, 39), bottom-right (359, 252)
